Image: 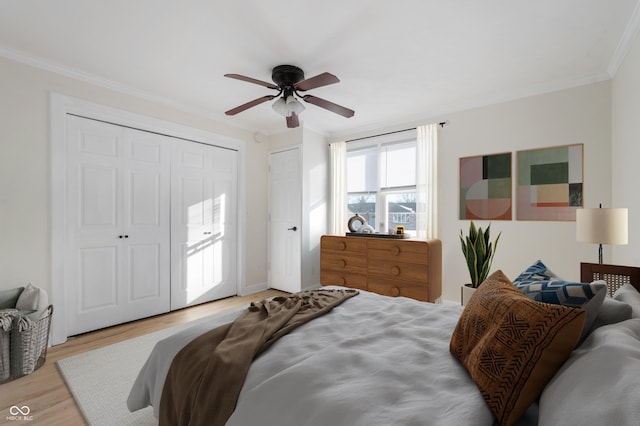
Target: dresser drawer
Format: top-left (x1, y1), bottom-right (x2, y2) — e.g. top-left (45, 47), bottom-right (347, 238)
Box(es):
top-left (321, 252), bottom-right (367, 274)
top-left (367, 277), bottom-right (430, 302)
top-left (320, 269), bottom-right (367, 290)
top-left (367, 259), bottom-right (428, 283)
top-left (367, 239), bottom-right (428, 264)
top-left (321, 235), bottom-right (367, 255)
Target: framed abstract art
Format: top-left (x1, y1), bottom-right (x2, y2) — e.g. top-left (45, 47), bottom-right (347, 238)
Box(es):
top-left (459, 152), bottom-right (512, 220)
top-left (516, 144), bottom-right (583, 221)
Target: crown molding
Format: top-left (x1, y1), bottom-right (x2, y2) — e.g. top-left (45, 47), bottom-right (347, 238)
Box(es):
top-left (608, 1), bottom-right (640, 77)
top-left (0, 46), bottom-right (257, 134)
top-left (328, 71), bottom-right (611, 142)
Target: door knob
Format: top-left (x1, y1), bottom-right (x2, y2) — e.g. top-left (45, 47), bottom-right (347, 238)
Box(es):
top-left (287, 226), bottom-right (297, 231)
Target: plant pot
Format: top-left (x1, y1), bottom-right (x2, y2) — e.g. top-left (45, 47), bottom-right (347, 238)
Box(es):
top-left (461, 284), bottom-right (477, 306)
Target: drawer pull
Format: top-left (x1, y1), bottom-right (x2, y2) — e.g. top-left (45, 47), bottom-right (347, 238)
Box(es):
top-left (391, 266), bottom-right (400, 276)
top-left (391, 287), bottom-right (400, 297)
top-left (391, 246), bottom-right (400, 255)
top-left (339, 260), bottom-right (347, 268)
top-left (338, 242), bottom-right (346, 250)
top-left (338, 277), bottom-right (346, 285)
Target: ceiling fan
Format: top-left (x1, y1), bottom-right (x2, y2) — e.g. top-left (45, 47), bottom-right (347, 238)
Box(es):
top-left (224, 65), bottom-right (355, 128)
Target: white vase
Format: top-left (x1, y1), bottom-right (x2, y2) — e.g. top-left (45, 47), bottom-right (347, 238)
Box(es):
top-left (461, 284), bottom-right (477, 306)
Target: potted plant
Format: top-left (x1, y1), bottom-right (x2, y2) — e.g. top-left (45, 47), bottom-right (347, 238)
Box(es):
top-left (459, 221), bottom-right (501, 305)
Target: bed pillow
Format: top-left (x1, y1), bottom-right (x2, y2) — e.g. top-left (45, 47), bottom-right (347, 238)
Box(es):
top-left (586, 297), bottom-right (632, 334)
top-left (613, 283), bottom-right (640, 318)
top-left (539, 318), bottom-right (640, 425)
top-left (512, 260), bottom-right (558, 284)
top-left (450, 270), bottom-right (585, 426)
top-left (514, 278), bottom-right (606, 334)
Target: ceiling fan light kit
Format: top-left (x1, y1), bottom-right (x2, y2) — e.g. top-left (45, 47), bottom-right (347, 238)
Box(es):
top-left (225, 64), bottom-right (354, 128)
top-left (271, 96), bottom-right (305, 117)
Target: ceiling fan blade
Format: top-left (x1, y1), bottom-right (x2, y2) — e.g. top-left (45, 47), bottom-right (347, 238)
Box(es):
top-left (286, 113), bottom-right (300, 128)
top-left (295, 72), bottom-right (340, 91)
top-left (224, 73), bottom-right (278, 90)
top-left (302, 95), bottom-right (355, 118)
top-left (225, 95), bottom-right (275, 116)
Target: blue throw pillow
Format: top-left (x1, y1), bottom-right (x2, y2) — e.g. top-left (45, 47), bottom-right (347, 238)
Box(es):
top-left (515, 278), bottom-right (607, 334)
top-left (513, 260), bottom-right (558, 284)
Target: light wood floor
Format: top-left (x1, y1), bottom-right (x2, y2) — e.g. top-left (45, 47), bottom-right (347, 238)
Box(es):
top-left (0, 289), bottom-right (286, 426)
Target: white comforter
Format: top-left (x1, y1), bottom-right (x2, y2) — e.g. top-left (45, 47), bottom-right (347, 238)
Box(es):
top-left (128, 288), bottom-right (499, 425)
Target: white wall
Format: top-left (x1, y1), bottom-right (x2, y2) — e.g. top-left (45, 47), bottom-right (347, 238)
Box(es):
top-left (301, 127), bottom-right (329, 288)
top-left (440, 82), bottom-right (612, 301)
top-left (0, 53), bottom-right (623, 308)
top-left (612, 31), bottom-right (640, 267)
top-left (0, 57), bottom-right (270, 297)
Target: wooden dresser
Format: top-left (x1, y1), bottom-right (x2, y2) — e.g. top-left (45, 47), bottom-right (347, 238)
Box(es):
top-left (320, 235), bottom-right (442, 303)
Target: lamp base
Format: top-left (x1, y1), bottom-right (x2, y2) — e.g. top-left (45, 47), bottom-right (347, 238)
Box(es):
top-left (598, 243), bottom-right (603, 264)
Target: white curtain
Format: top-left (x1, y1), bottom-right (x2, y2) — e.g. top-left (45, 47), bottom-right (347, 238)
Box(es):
top-left (416, 123), bottom-right (438, 239)
top-left (329, 141), bottom-right (348, 235)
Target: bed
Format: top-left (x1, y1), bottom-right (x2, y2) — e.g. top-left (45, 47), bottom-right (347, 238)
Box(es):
top-left (127, 262), bottom-right (640, 426)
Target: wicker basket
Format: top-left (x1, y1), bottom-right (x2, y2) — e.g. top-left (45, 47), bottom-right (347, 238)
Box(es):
top-left (0, 305), bottom-right (53, 384)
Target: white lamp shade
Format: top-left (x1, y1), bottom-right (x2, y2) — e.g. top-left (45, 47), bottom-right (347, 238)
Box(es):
top-left (272, 97), bottom-right (288, 116)
top-left (576, 208), bottom-right (628, 245)
top-left (286, 97), bottom-right (305, 115)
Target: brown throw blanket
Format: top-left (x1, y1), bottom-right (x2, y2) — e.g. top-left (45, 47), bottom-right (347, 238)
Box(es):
top-left (159, 288), bottom-right (358, 426)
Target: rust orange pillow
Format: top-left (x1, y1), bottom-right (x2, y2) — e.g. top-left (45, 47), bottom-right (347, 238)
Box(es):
top-left (450, 270), bottom-right (585, 426)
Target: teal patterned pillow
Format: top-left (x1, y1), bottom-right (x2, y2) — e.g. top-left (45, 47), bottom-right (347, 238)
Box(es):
top-left (513, 260), bottom-right (558, 284)
top-left (515, 278), bottom-right (607, 334)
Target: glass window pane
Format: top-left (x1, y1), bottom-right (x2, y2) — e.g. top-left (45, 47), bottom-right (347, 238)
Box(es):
top-left (347, 193), bottom-right (376, 229)
top-left (347, 148), bottom-right (377, 192)
top-left (386, 191), bottom-right (416, 235)
top-left (381, 143), bottom-right (416, 189)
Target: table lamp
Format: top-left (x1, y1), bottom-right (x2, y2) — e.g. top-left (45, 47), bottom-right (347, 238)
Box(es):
top-left (576, 204), bottom-right (628, 264)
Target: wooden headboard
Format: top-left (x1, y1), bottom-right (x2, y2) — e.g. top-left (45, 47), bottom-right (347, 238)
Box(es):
top-left (580, 262), bottom-right (640, 297)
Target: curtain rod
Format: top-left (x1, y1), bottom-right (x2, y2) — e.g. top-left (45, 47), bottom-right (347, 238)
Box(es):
top-left (341, 121), bottom-right (448, 144)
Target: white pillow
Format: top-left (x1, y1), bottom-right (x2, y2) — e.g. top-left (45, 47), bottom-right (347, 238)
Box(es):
top-left (613, 284), bottom-right (640, 318)
top-left (15, 283), bottom-right (48, 312)
top-left (539, 318), bottom-right (640, 425)
top-left (586, 297), bottom-right (632, 335)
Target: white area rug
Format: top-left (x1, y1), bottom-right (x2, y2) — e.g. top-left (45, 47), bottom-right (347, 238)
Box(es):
top-left (57, 318), bottom-right (212, 425)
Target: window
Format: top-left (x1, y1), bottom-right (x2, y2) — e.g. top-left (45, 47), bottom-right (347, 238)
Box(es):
top-left (346, 131), bottom-right (417, 236)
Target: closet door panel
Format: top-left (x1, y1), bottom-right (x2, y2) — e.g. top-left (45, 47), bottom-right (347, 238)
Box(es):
top-left (127, 243), bottom-right (162, 300)
top-left (66, 117), bottom-right (171, 334)
top-left (79, 246), bottom-right (119, 310)
top-left (67, 116), bottom-right (125, 335)
top-left (210, 179), bottom-right (236, 286)
top-left (208, 148), bottom-right (237, 298)
top-left (80, 165), bottom-right (119, 228)
top-left (121, 128), bottom-right (171, 322)
top-left (171, 141), bottom-right (237, 310)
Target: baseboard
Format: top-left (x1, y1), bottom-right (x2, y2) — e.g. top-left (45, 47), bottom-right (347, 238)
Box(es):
top-left (239, 281), bottom-right (268, 296)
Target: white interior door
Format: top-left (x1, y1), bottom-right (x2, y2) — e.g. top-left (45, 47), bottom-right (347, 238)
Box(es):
top-left (66, 116), bottom-right (171, 335)
top-left (269, 148), bottom-right (301, 293)
top-left (121, 128), bottom-right (172, 322)
top-left (171, 139), bottom-right (237, 310)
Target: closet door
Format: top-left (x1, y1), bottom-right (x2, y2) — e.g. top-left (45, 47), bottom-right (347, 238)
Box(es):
top-left (120, 128), bottom-right (171, 322)
top-left (170, 139), bottom-right (237, 310)
top-left (66, 116), bottom-right (170, 335)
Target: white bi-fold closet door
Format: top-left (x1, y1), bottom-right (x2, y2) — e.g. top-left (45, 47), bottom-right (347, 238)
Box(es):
top-left (65, 115), bottom-right (237, 336)
top-left (170, 138), bottom-right (237, 311)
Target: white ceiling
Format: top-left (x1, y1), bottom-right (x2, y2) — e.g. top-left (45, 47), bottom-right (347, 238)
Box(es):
top-left (1, 1), bottom-right (639, 138)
